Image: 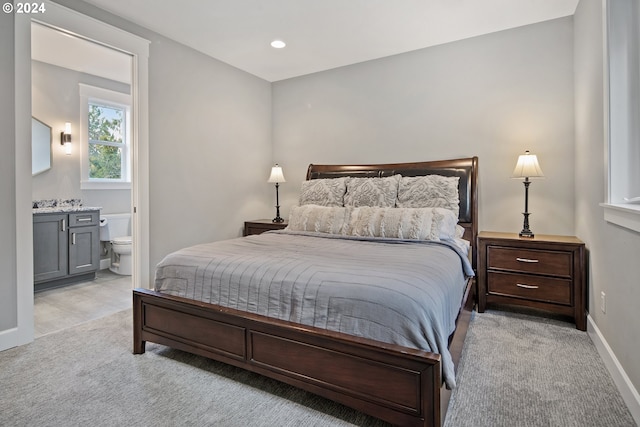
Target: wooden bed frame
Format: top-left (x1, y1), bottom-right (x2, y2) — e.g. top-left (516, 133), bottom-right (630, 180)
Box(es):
top-left (133, 157), bottom-right (478, 427)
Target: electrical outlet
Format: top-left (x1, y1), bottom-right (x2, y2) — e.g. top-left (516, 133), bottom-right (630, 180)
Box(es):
top-left (601, 291), bottom-right (606, 313)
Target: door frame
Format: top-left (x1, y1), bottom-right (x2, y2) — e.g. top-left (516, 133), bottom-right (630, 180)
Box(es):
top-left (11, 0), bottom-right (149, 348)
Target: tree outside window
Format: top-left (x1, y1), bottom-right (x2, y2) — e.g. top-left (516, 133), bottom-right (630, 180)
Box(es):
top-left (88, 103), bottom-right (127, 180)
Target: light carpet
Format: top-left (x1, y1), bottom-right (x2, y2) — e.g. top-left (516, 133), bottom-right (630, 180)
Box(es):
top-left (0, 307), bottom-right (635, 427)
top-left (445, 307), bottom-right (635, 427)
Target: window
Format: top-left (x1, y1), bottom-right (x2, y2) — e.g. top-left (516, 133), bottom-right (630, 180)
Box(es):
top-left (79, 84), bottom-right (131, 189)
top-left (89, 102), bottom-right (127, 180)
top-left (602, 0), bottom-right (640, 233)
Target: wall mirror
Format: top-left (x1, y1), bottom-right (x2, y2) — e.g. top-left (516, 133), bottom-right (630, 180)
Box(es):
top-left (32, 117), bottom-right (52, 176)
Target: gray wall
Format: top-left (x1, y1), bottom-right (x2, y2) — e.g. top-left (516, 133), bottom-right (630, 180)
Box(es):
top-left (31, 60), bottom-right (131, 214)
top-left (49, 0), bottom-right (273, 277)
top-left (272, 18), bottom-right (575, 237)
top-left (575, 0), bottom-right (640, 396)
top-left (0, 11), bottom-right (17, 331)
top-left (147, 35), bottom-right (272, 267)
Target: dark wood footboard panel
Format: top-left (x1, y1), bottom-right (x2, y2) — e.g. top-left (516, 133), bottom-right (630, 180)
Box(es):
top-left (133, 288), bottom-right (445, 427)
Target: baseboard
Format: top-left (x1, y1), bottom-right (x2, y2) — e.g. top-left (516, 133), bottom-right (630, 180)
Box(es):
top-left (588, 314), bottom-right (640, 424)
top-left (100, 259), bottom-right (111, 270)
top-left (0, 327), bottom-right (19, 352)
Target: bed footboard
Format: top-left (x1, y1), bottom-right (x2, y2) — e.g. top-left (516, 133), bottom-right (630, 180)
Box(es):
top-left (133, 288), bottom-right (444, 427)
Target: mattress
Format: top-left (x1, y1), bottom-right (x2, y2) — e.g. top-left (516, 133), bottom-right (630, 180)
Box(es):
top-left (154, 230), bottom-right (474, 388)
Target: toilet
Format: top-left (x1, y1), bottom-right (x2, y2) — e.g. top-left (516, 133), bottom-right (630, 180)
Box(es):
top-left (99, 213), bottom-right (132, 276)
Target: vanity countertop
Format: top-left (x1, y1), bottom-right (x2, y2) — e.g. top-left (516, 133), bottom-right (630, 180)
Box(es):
top-left (33, 206), bottom-right (102, 214)
top-left (32, 198), bottom-right (101, 214)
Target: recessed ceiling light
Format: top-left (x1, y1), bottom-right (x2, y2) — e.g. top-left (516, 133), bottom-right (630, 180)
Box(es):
top-left (270, 40), bottom-right (286, 49)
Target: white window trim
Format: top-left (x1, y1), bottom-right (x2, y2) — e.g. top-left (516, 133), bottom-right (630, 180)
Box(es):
top-left (79, 83), bottom-right (132, 190)
top-left (602, 0), bottom-right (640, 234)
top-left (601, 203), bottom-right (640, 233)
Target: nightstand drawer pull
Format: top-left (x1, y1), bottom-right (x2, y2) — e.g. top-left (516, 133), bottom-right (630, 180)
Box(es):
top-left (516, 257), bottom-right (539, 263)
top-left (516, 283), bottom-right (539, 289)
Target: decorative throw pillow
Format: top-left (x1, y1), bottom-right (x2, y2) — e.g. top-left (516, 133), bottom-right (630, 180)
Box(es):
top-left (344, 175), bottom-right (400, 207)
top-left (345, 207), bottom-right (435, 240)
top-left (396, 175), bottom-right (460, 217)
top-left (299, 177), bottom-right (347, 207)
top-left (431, 207), bottom-right (460, 240)
top-left (345, 206), bottom-right (460, 241)
top-left (287, 205), bottom-right (352, 234)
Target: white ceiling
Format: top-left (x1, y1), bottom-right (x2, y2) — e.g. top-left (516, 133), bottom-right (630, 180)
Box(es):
top-left (79, 0), bottom-right (578, 82)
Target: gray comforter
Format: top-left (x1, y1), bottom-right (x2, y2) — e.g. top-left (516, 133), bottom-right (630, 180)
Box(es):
top-left (154, 230), bottom-right (474, 388)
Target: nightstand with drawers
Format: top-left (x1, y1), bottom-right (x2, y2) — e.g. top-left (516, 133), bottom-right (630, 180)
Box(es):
top-left (243, 219), bottom-right (288, 236)
top-left (477, 231), bottom-right (587, 330)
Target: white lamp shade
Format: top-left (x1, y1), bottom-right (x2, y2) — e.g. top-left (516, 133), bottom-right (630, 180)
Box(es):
top-left (512, 151), bottom-right (544, 178)
top-left (268, 164), bottom-right (286, 183)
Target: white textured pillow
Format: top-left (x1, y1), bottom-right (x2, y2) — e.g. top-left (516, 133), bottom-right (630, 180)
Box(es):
top-left (344, 175), bottom-right (400, 207)
top-left (397, 175), bottom-right (460, 217)
top-left (431, 207), bottom-right (460, 240)
top-left (287, 205), bottom-right (351, 234)
top-left (345, 207), bottom-right (434, 240)
top-left (299, 177), bottom-right (347, 207)
top-left (345, 206), bottom-right (459, 241)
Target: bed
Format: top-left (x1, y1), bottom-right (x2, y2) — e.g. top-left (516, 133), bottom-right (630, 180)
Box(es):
top-left (133, 157), bottom-right (478, 427)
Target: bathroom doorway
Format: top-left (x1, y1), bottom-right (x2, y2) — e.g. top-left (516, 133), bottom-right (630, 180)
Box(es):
top-left (31, 22), bottom-right (133, 333)
top-left (32, 20), bottom-right (133, 274)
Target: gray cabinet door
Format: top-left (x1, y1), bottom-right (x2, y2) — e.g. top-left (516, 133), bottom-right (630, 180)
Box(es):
top-left (33, 213), bottom-right (68, 283)
top-left (69, 225), bottom-right (100, 275)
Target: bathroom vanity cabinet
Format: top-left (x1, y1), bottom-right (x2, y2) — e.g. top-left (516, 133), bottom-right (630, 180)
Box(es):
top-left (33, 210), bottom-right (100, 290)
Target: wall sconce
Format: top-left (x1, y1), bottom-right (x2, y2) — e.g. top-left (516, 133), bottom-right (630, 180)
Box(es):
top-left (60, 122), bottom-right (72, 155)
top-left (512, 150), bottom-right (545, 238)
top-left (267, 164), bottom-right (286, 223)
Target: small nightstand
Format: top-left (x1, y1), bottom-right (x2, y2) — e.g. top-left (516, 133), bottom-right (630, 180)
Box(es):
top-left (477, 231), bottom-right (587, 330)
top-left (243, 219), bottom-right (288, 236)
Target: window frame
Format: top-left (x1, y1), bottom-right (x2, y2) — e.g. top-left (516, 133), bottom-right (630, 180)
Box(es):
top-left (79, 83), bottom-right (132, 190)
top-left (601, 0), bottom-right (640, 233)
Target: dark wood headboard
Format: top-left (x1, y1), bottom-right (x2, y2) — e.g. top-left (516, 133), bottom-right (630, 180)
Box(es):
top-left (306, 157), bottom-right (479, 270)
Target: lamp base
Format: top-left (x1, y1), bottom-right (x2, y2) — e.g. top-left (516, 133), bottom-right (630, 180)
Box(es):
top-left (519, 229), bottom-right (535, 238)
top-left (272, 183), bottom-right (284, 223)
top-left (517, 178), bottom-right (537, 238)
top-left (519, 212), bottom-right (534, 238)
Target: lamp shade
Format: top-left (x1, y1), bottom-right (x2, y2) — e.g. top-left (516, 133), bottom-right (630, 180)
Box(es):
top-left (268, 164), bottom-right (286, 183)
top-left (512, 151), bottom-right (544, 179)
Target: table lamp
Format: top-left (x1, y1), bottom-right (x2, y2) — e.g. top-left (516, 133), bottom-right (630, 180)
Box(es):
top-left (268, 164), bottom-right (286, 223)
top-left (512, 150), bottom-right (544, 238)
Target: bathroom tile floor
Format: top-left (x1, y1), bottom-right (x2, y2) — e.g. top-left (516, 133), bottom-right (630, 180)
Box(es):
top-left (34, 269), bottom-right (132, 338)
